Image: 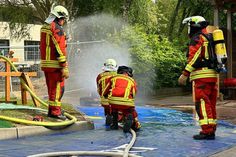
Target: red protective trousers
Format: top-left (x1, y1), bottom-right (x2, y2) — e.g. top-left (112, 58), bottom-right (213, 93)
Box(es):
top-left (44, 71), bottom-right (64, 116)
top-left (193, 78), bottom-right (217, 134)
top-left (111, 105), bottom-right (139, 127)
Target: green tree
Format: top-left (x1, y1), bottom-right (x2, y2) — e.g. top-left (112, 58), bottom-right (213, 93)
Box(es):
top-left (168, 0), bottom-right (214, 42)
top-left (110, 25), bottom-right (185, 94)
top-left (0, 0), bottom-right (74, 38)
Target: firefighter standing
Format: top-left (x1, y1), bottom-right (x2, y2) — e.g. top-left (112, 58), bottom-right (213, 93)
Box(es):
top-left (103, 66), bottom-right (141, 133)
top-left (96, 59), bottom-right (117, 127)
top-left (40, 5), bottom-right (69, 120)
top-left (178, 16), bottom-right (218, 140)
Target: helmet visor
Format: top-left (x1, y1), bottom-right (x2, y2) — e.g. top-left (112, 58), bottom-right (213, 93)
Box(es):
top-left (45, 14), bottom-right (56, 24)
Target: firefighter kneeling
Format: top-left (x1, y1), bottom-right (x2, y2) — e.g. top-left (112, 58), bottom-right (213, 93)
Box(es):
top-left (96, 59), bottom-right (117, 128)
top-left (103, 66), bottom-right (141, 133)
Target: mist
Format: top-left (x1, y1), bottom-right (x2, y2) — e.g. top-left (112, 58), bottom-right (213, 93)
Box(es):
top-left (64, 14), bottom-right (130, 104)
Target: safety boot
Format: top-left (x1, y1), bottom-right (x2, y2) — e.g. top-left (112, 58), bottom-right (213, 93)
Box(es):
top-left (48, 114), bottom-right (67, 120)
top-left (110, 112), bottom-right (118, 130)
top-left (48, 111), bottom-right (67, 121)
top-left (123, 114), bottom-right (133, 133)
top-left (105, 115), bottom-right (112, 126)
top-left (105, 115), bottom-right (112, 131)
top-left (193, 132), bottom-right (215, 140)
top-left (132, 121), bottom-right (141, 132)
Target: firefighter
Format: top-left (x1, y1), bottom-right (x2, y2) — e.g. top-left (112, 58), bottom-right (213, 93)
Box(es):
top-left (178, 16), bottom-right (218, 140)
top-left (103, 66), bottom-right (141, 133)
top-left (40, 5), bottom-right (69, 120)
top-left (96, 59), bottom-right (117, 128)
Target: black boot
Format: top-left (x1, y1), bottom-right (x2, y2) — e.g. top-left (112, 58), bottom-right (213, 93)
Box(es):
top-left (105, 114), bottom-right (112, 126)
top-left (110, 112), bottom-right (118, 130)
top-left (193, 132), bottom-right (215, 140)
top-left (48, 110), bottom-right (67, 120)
top-left (105, 114), bottom-right (112, 130)
top-left (123, 114), bottom-right (133, 133)
top-left (48, 114), bottom-right (67, 120)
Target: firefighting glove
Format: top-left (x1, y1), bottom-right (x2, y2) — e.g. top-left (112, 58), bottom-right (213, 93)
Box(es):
top-left (61, 67), bottom-right (69, 79)
top-left (178, 74), bottom-right (188, 86)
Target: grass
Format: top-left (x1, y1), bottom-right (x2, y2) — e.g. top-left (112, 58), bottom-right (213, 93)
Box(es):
top-left (0, 98), bottom-right (82, 128)
top-left (0, 120), bottom-right (13, 128)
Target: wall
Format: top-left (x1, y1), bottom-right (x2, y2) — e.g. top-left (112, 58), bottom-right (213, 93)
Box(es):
top-left (0, 22), bottom-right (41, 63)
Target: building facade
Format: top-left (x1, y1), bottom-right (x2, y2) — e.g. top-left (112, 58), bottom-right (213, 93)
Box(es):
top-left (0, 22), bottom-right (41, 65)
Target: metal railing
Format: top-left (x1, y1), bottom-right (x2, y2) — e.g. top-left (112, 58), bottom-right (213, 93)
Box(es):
top-left (0, 40), bottom-right (105, 62)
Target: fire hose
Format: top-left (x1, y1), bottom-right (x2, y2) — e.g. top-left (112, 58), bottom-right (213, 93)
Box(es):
top-left (0, 55), bottom-right (140, 157)
top-left (0, 55), bottom-right (77, 127)
top-left (27, 128), bottom-right (140, 157)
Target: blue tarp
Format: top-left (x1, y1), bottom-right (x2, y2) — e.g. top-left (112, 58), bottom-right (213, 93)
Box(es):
top-left (0, 106), bottom-right (235, 157)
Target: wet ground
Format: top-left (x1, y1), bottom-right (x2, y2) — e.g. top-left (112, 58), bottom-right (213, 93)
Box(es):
top-left (141, 94), bottom-right (236, 125)
top-left (0, 106), bottom-right (235, 157)
top-left (2, 90), bottom-right (235, 157)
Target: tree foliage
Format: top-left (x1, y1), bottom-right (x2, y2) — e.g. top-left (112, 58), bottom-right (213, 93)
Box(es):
top-left (0, 3), bottom-right (34, 38)
top-left (2, 0), bottom-right (235, 94)
top-left (168, 0), bottom-right (214, 42)
top-left (0, 0), bottom-right (53, 38)
top-left (109, 25), bottom-right (185, 94)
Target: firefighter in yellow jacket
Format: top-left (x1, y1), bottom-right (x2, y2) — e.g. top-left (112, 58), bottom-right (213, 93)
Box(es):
top-left (96, 59), bottom-right (117, 127)
top-left (40, 5), bottom-right (69, 120)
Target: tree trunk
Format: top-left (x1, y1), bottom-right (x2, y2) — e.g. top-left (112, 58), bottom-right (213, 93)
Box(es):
top-left (168, 0), bottom-right (182, 41)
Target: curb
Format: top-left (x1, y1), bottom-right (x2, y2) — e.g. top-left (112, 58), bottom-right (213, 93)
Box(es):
top-left (0, 121), bottom-right (94, 140)
top-left (209, 146), bottom-right (236, 157)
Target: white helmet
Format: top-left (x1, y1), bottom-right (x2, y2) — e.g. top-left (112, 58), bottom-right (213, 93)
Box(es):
top-left (182, 16), bottom-right (206, 25)
top-left (182, 16), bottom-right (208, 35)
top-left (51, 5), bottom-right (69, 19)
top-left (103, 59), bottom-right (117, 71)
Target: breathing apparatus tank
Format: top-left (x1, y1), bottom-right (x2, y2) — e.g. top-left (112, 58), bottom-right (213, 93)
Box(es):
top-left (212, 29), bottom-right (227, 72)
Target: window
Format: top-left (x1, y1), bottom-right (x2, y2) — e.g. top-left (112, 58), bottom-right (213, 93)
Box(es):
top-left (0, 40), bottom-right (9, 56)
top-left (24, 41), bottom-right (40, 61)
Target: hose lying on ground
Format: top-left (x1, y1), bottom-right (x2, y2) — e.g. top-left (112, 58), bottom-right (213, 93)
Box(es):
top-left (27, 128), bottom-right (140, 157)
top-left (0, 55), bottom-right (139, 157)
top-left (0, 55), bottom-right (77, 127)
top-left (28, 125), bottom-right (139, 157)
top-left (27, 150), bottom-right (141, 157)
top-left (123, 129), bottom-right (137, 157)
